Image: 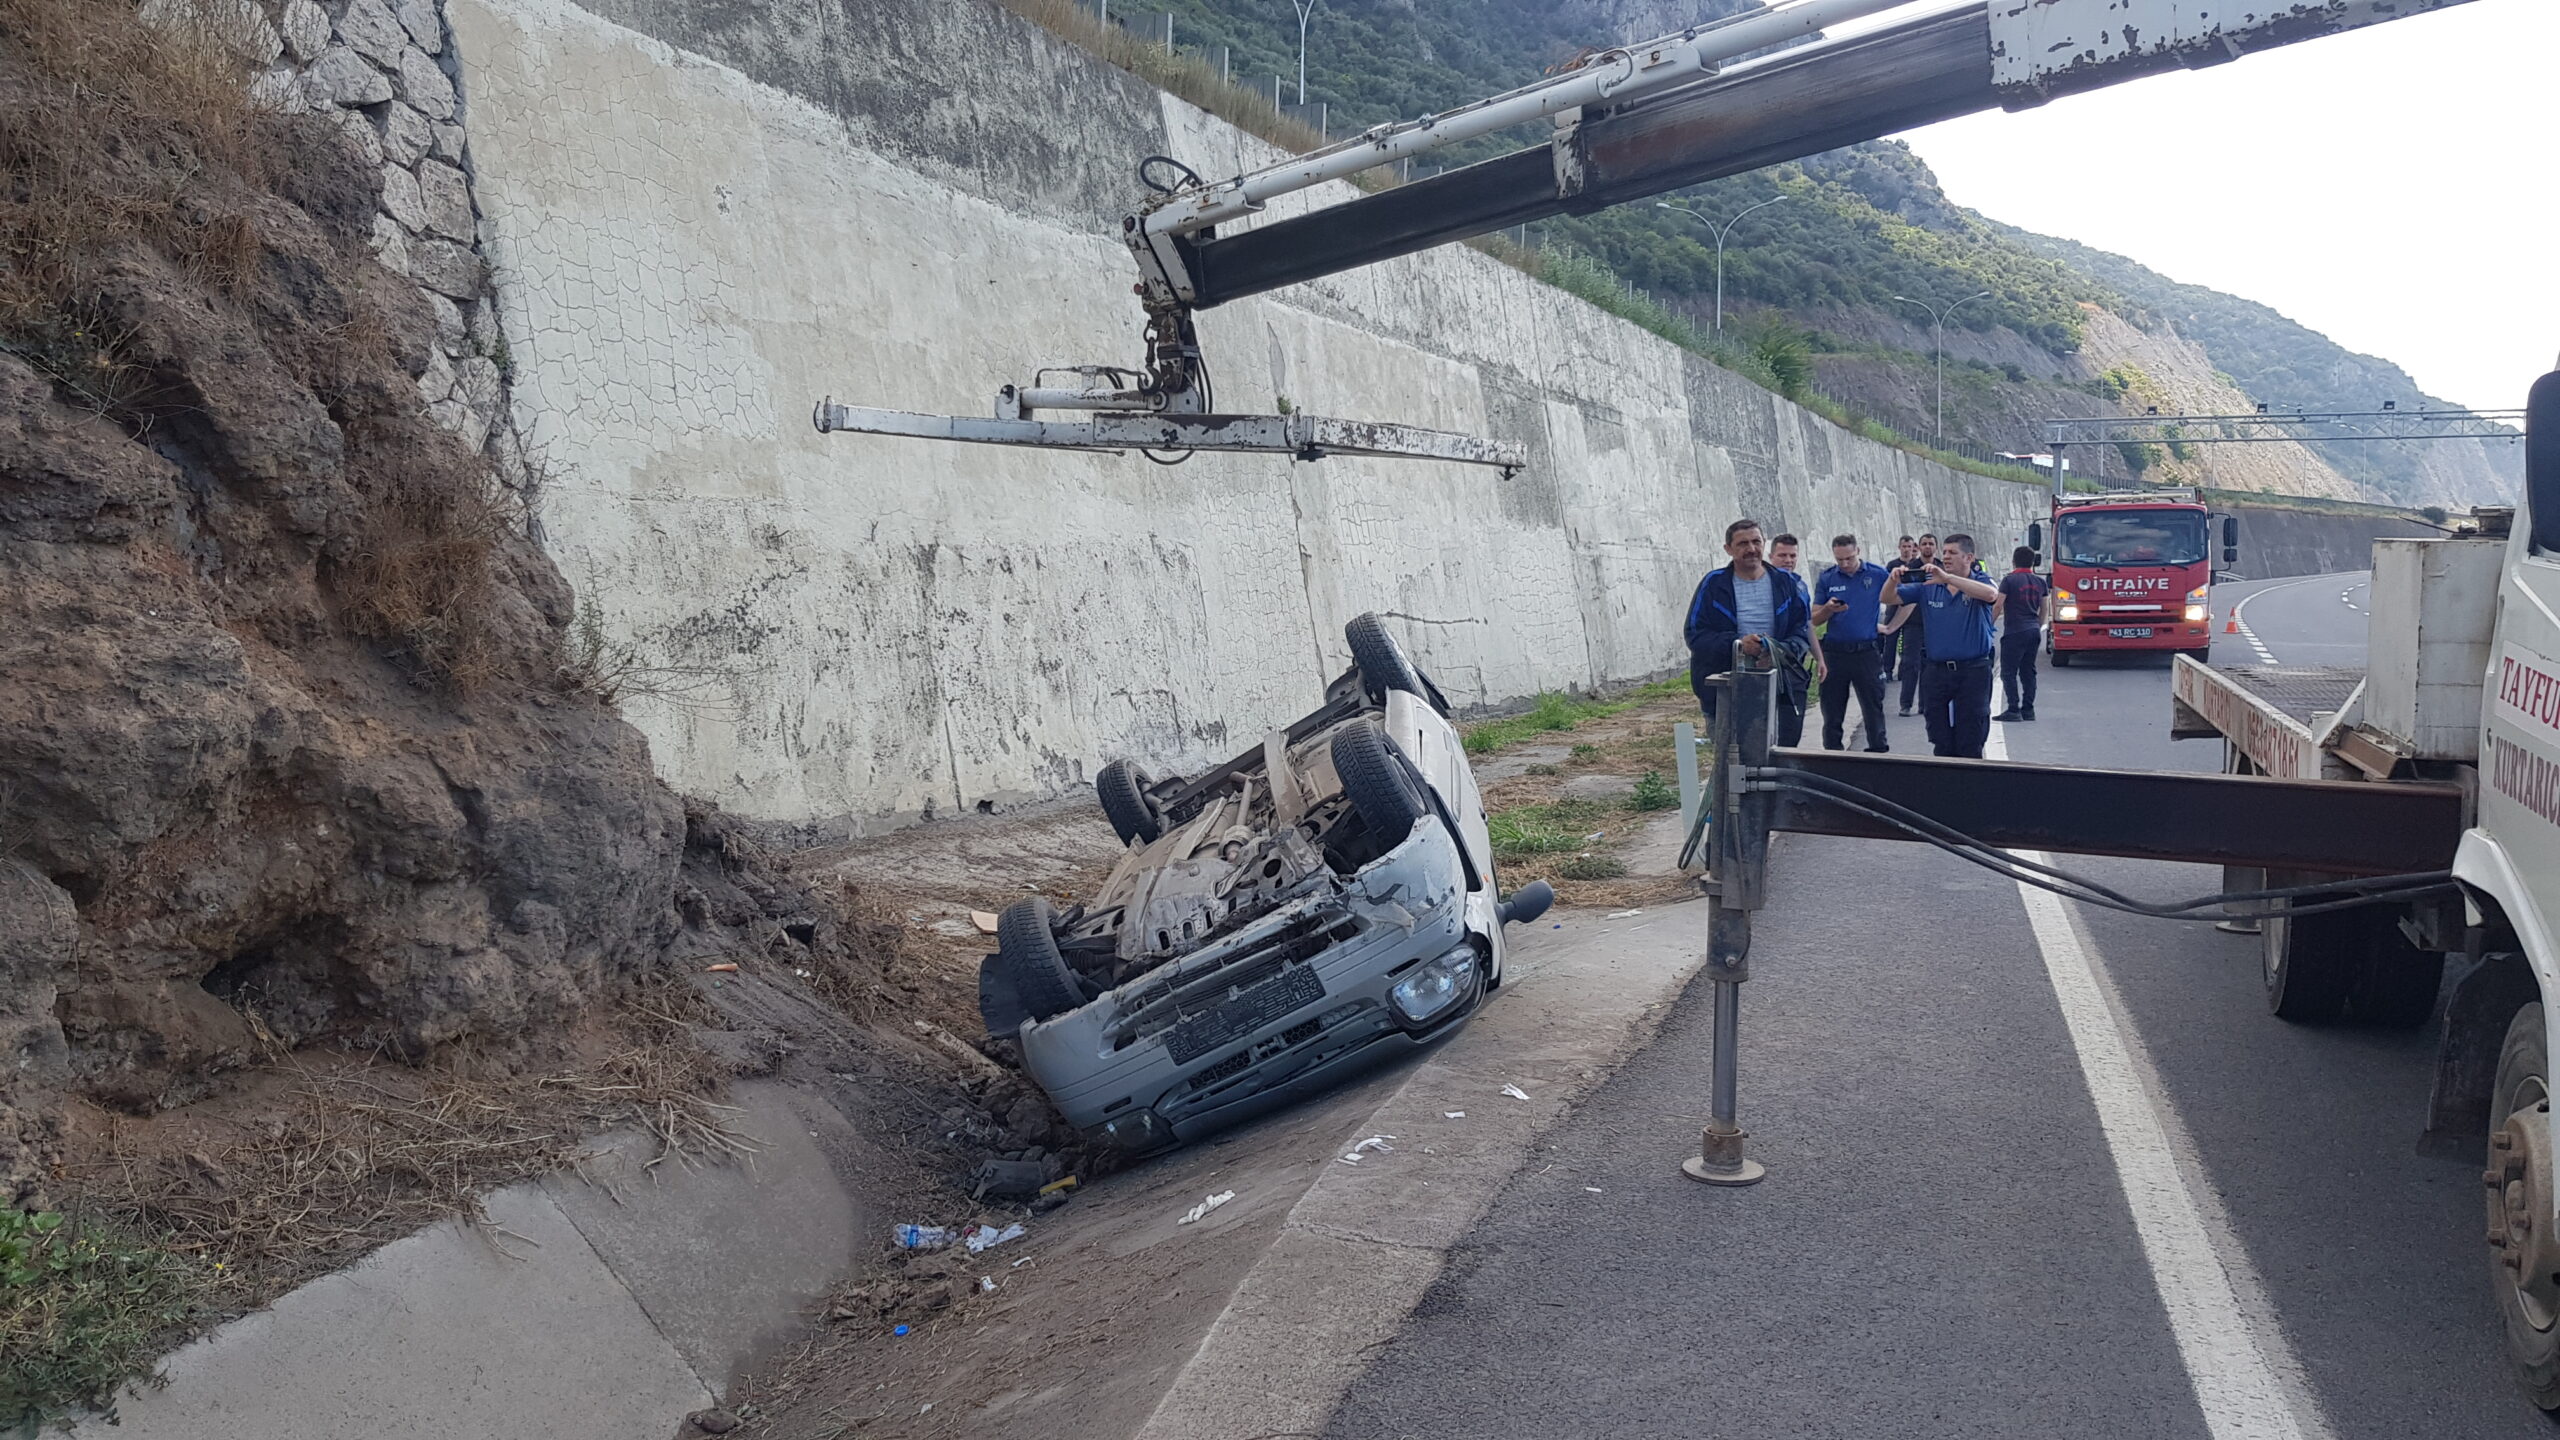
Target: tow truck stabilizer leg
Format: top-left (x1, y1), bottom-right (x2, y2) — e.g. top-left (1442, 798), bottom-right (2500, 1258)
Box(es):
top-left (1684, 654), bottom-right (1772, 1187)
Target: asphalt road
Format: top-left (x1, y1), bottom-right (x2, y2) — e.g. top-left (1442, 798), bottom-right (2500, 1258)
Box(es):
top-left (1326, 574), bottom-right (2545, 1439)
top-left (2216, 571), bottom-right (2373, 669)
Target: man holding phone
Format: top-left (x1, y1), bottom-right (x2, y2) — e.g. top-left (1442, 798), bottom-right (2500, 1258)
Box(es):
top-left (1897, 532), bottom-right (2002, 758)
top-left (1685, 519), bottom-right (1813, 747)
top-left (1884, 532), bottom-right (1939, 715)
top-left (1811, 533), bottom-right (1892, 752)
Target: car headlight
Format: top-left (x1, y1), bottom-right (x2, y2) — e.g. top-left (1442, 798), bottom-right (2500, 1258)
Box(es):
top-left (2183, 605), bottom-right (2207, 622)
top-left (1390, 947), bottom-right (1478, 1024)
top-left (2184, 586), bottom-right (2209, 623)
top-left (2057, 603), bottom-right (2080, 622)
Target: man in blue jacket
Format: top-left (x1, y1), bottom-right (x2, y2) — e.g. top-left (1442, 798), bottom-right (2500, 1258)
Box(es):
top-left (1896, 532), bottom-right (2003, 758)
top-left (1686, 518), bottom-right (1812, 747)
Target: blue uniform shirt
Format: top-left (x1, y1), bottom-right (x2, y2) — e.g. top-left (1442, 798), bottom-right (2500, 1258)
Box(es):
top-left (1897, 575), bottom-right (1997, 662)
top-left (1812, 561), bottom-right (1892, 643)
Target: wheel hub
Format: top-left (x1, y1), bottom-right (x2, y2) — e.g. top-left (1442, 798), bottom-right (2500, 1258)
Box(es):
top-left (2490, 1081), bottom-right (2560, 1332)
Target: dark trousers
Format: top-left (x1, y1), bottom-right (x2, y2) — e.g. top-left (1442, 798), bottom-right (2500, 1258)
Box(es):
top-left (1819, 643), bottom-right (1889, 751)
top-left (1918, 656), bottom-right (1995, 758)
top-left (1895, 627), bottom-right (1925, 710)
top-left (2000, 627), bottom-right (2042, 713)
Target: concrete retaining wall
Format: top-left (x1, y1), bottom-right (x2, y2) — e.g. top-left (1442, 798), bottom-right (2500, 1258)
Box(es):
top-left (447, 0), bottom-right (2047, 832)
top-left (2220, 502), bottom-right (2439, 581)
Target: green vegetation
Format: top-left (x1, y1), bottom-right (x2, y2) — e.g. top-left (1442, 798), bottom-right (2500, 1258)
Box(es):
top-left (1631, 770), bottom-right (1678, 812)
top-left (1556, 853), bottom-right (1629, 881)
top-left (1459, 680), bottom-right (1685, 756)
top-left (2, 1210), bottom-right (203, 1431)
top-left (1485, 796), bottom-right (1623, 861)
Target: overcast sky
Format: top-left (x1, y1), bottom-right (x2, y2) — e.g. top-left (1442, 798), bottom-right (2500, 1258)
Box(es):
top-left (1891, 0), bottom-right (2556, 414)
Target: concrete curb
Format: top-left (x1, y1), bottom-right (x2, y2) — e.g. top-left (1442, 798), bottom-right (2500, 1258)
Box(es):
top-left (73, 1081), bottom-right (866, 1439)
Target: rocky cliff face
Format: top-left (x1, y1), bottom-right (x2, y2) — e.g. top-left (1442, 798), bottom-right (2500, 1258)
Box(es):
top-left (0, 0), bottom-right (690, 1204)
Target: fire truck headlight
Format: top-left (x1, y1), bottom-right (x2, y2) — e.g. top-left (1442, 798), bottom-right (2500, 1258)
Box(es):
top-left (2057, 601), bottom-right (2080, 621)
top-left (2183, 585), bottom-right (2208, 624)
top-left (2184, 604), bottom-right (2207, 622)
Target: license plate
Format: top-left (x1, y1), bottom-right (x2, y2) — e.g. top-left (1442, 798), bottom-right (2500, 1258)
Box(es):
top-left (2106, 627), bottom-right (2154, 639)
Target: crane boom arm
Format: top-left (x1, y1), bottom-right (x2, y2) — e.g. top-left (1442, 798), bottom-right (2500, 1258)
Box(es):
top-left (1165, 0), bottom-right (2478, 312)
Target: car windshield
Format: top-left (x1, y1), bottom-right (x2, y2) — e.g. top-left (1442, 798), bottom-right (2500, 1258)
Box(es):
top-left (2057, 511), bottom-right (2207, 568)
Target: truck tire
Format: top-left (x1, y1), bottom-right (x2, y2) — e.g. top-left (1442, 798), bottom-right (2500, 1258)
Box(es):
top-left (1331, 720), bottom-right (1425, 850)
top-left (996, 897), bottom-right (1086, 1023)
top-left (1095, 760), bottom-right (1163, 846)
top-left (2261, 870), bottom-right (2353, 1022)
top-left (2487, 1002), bottom-right (2560, 1410)
top-left (1348, 613), bottom-right (1448, 714)
top-left (2347, 919), bottom-right (2446, 1030)
top-left (2050, 650), bottom-right (2073, 668)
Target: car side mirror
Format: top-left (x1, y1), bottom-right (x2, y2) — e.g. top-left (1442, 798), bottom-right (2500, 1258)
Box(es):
top-left (2026, 521), bottom-right (2044, 553)
top-left (2531, 371), bottom-right (2560, 553)
top-left (2220, 514), bottom-right (2238, 565)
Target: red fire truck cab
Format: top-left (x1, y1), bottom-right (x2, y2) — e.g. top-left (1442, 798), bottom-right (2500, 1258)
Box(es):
top-left (2032, 488), bottom-right (2236, 666)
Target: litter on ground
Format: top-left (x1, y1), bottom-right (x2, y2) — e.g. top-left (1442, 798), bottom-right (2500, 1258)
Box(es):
top-left (891, 1224), bottom-right (951, 1250)
top-left (1607, 909), bottom-right (1642, 919)
top-left (1501, 1083), bottom-right (1531, 1100)
top-left (962, 1222), bottom-right (1026, 1253)
top-left (1353, 1135), bottom-right (1396, 1153)
top-left (1178, 1191), bottom-right (1237, 1225)
top-left (1443, 1111), bottom-right (1465, 1119)
top-left (971, 910), bottom-right (1000, 933)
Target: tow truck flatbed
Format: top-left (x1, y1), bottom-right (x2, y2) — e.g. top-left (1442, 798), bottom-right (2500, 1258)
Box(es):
top-left (2170, 660), bottom-right (2367, 780)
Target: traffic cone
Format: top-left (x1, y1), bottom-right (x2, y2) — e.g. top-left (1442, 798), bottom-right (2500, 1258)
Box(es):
top-left (2223, 616), bottom-right (2240, 634)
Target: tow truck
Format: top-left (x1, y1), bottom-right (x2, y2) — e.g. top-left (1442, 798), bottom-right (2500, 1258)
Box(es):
top-left (804, 0), bottom-right (2560, 1404)
top-left (2035, 486), bottom-right (2232, 665)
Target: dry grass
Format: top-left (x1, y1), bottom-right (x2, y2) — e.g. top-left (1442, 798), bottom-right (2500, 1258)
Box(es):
top-left (994, 0), bottom-right (1329, 156)
top-left (336, 417), bottom-right (511, 690)
top-left (0, 0), bottom-right (275, 407)
top-left (60, 979), bottom-right (744, 1312)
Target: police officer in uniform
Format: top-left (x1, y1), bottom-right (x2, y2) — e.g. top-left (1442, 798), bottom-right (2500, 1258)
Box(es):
top-left (1897, 532), bottom-right (2002, 758)
top-left (1811, 533), bottom-right (1893, 752)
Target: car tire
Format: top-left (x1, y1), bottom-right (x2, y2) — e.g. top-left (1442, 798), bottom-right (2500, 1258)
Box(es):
top-left (1331, 720), bottom-right (1425, 850)
top-left (2487, 1002), bottom-right (2560, 1410)
top-left (1096, 759), bottom-right (1163, 846)
top-left (1347, 613), bottom-right (1437, 711)
top-left (2261, 870), bottom-right (2352, 1023)
top-left (2051, 650), bottom-right (2073, 668)
top-left (996, 897), bottom-right (1086, 1023)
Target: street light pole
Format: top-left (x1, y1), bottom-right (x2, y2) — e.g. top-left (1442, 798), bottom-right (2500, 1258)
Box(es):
top-left (1891, 289), bottom-right (1991, 446)
top-left (1293, 0), bottom-right (1320, 104)
top-left (1656, 195), bottom-right (1788, 340)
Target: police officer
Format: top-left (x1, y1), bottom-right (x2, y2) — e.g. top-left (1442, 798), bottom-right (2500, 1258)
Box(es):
top-left (1685, 519), bottom-right (1814, 747)
top-left (1810, 533), bottom-right (1893, 752)
top-left (1897, 532), bottom-right (2002, 758)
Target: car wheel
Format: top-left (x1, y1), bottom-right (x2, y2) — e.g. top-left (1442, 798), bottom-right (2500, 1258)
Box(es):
top-left (1347, 613), bottom-right (1435, 709)
top-left (2488, 1003), bottom-right (2560, 1410)
top-left (996, 897), bottom-right (1087, 1022)
top-left (2050, 650), bottom-right (2073, 668)
top-left (1331, 720), bottom-right (1425, 849)
top-left (1096, 759), bottom-right (1163, 846)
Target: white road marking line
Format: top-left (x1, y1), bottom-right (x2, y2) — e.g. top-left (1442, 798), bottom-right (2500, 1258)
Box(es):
top-left (2229, 576), bottom-right (2324, 666)
top-left (1985, 726), bottom-right (2332, 1440)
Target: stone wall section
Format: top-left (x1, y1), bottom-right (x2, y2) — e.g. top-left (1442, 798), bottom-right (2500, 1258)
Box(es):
top-left (229, 0), bottom-right (515, 466)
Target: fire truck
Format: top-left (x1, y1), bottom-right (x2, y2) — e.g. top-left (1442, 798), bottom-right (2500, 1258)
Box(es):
top-left (2032, 487), bottom-right (2236, 666)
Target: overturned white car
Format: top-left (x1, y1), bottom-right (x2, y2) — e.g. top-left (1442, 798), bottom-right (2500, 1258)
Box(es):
top-left (978, 614), bottom-right (1552, 1154)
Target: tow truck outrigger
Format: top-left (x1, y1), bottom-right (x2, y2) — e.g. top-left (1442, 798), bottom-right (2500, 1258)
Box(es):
top-left (813, 0), bottom-right (2477, 472)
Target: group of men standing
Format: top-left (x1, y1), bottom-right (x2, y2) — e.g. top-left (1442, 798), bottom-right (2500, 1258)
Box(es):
top-left (1683, 521), bottom-right (2050, 760)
